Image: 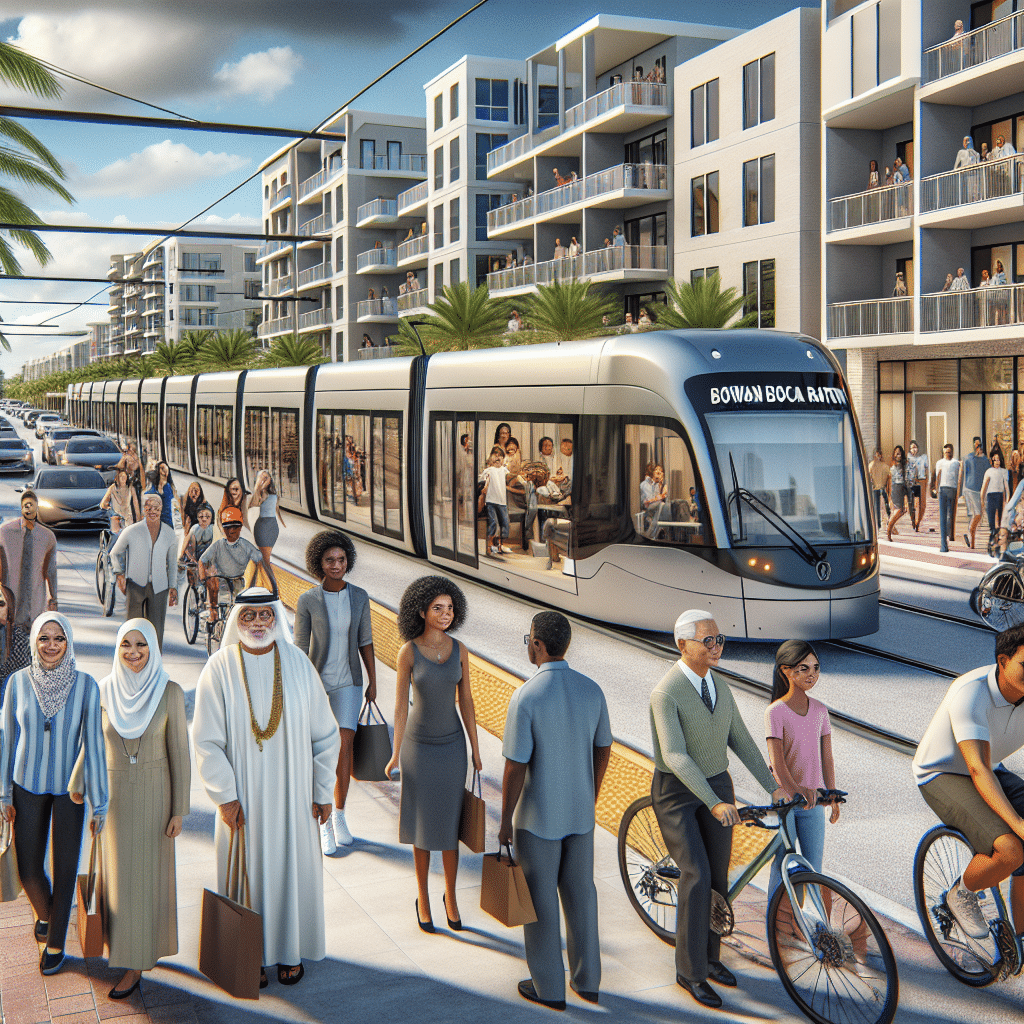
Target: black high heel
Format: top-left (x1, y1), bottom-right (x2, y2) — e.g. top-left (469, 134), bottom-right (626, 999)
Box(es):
top-left (415, 898), bottom-right (435, 933)
top-left (443, 893), bottom-right (462, 930)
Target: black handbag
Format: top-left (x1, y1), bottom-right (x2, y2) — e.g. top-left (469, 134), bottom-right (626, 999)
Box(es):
top-left (352, 700), bottom-right (393, 781)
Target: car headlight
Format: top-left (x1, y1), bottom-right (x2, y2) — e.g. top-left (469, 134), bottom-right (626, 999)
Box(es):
top-left (22, 453), bottom-right (32, 461)
top-left (36, 499), bottom-right (54, 509)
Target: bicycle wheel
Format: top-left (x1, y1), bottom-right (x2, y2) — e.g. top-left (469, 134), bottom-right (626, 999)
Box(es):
top-left (102, 556), bottom-right (116, 616)
top-left (767, 870), bottom-right (898, 1024)
top-left (182, 585), bottom-right (200, 645)
top-left (618, 795), bottom-right (677, 944)
top-left (206, 616), bottom-right (224, 656)
top-left (913, 825), bottom-right (1004, 986)
top-left (94, 547), bottom-right (106, 604)
top-left (976, 566), bottom-right (1024, 631)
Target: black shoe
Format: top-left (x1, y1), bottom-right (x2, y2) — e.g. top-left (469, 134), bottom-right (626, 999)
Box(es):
top-left (109, 976), bottom-right (141, 1000)
top-left (964, 533), bottom-right (972, 549)
top-left (260, 969), bottom-right (268, 989)
top-left (415, 898), bottom-right (435, 934)
top-left (442, 893), bottom-right (462, 930)
top-left (707, 961), bottom-right (737, 987)
top-left (569, 980), bottom-right (599, 1003)
top-left (277, 963), bottom-right (304, 986)
top-left (33, 920), bottom-right (48, 943)
top-left (676, 976), bottom-right (722, 1008)
top-left (518, 979), bottom-right (565, 1011)
top-left (40, 949), bottom-right (66, 976)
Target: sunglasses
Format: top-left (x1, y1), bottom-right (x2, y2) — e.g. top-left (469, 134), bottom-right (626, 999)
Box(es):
top-left (239, 610), bottom-right (275, 624)
top-left (689, 634), bottom-right (726, 650)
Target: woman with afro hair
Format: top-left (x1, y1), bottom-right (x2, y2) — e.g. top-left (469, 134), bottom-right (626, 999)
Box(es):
top-left (385, 576), bottom-right (482, 932)
top-left (294, 530), bottom-right (377, 854)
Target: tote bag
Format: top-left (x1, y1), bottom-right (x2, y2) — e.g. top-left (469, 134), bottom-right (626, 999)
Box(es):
top-left (352, 700), bottom-right (393, 782)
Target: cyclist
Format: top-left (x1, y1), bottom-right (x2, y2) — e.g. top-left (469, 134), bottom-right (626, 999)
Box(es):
top-left (100, 467), bottom-right (140, 533)
top-left (913, 622), bottom-right (1024, 940)
top-left (198, 507), bottom-right (261, 622)
top-left (181, 503), bottom-right (215, 587)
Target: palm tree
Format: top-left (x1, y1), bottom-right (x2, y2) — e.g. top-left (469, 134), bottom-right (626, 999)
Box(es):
top-left (196, 329), bottom-right (257, 371)
top-left (523, 279), bottom-right (619, 342)
top-left (261, 333), bottom-right (327, 368)
top-left (150, 338), bottom-right (197, 375)
top-left (177, 329), bottom-right (216, 363)
top-left (658, 274), bottom-right (754, 330)
top-left (394, 281), bottom-right (508, 354)
top-left (0, 44), bottom-right (76, 351)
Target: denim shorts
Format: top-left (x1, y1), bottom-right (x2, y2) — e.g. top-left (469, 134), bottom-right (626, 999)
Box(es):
top-left (486, 502), bottom-right (510, 539)
top-left (965, 489), bottom-right (982, 516)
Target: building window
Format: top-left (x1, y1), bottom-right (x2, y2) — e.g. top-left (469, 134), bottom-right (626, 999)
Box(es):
top-left (690, 79), bottom-right (719, 147)
top-left (475, 78), bottom-right (509, 121)
top-left (450, 258), bottom-right (460, 287)
top-left (360, 139), bottom-right (375, 169)
top-left (450, 82), bottom-right (459, 119)
top-left (449, 137), bottom-right (460, 182)
top-left (743, 259), bottom-right (776, 328)
top-left (475, 193), bottom-right (503, 241)
top-left (743, 53), bottom-right (775, 129)
top-left (434, 262), bottom-right (444, 300)
top-left (434, 93), bottom-right (443, 131)
top-left (743, 155), bottom-right (775, 226)
top-left (690, 172), bottom-right (719, 237)
top-left (690, 267), bottom-right (720, 284)
top-left (387, 141), bottom-right (402, 170)
top-left (434, 204), bottom-right (444, 249)
top-left (244, 251), bottom-right (257, 272)
top-left (434, 146), bottom-right (443, 190)
top-left (624, 128), bottom-right (667, 167)
top-left (537, 85), bottom-right (559, 129)
top-left (449, 198), bottom-right (460, 243)
top-left (475, 132), bottom-right (507, 179)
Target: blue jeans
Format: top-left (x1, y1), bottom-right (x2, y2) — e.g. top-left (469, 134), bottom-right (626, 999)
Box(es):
top-left (522, 481), bottom-right (537, 548)
top-left (486, 502), bottom-right (509, 540)
top-left (767, 805), bottom-right (826, 905)
top-left (872, 488), bottom-right (890, 527)
top-left (938, 486), bottom-right (957, 551)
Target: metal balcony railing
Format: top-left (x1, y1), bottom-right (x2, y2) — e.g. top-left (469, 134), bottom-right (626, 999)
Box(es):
top-left (366, 154), bottom-right (427, 173)
top-left (397, 180), bottom-right (429, 213)
top-left (298, 307), bottom-right (331, 330)
top-left (397, 235), bottom-right (430, 262)
top-left (267, 278), bottom-right (293, 296)
top-left (356, 344), bottom-right (400, 360)
top-left (257, 317), bottom-right (292, 337)
top-left (923, 12), bottom-right (1024, 83)
top-left (827, 297), bottom-right (913, 338)
top-left (397, 287), bottom-right (429, 311)
top-left (257, 239), bottom-right (290, 259)
top-left (827, 182), bottom-right (913, 230)
top-left (564, 81), bottom-right (668, 132)
top-left (921, 284), bottom-right (1024, 332)
top-left (297, 263), bottom-right (330, 287)
top-left (298, 211), bottom-right (332, 237)
top-left (269, 183), bottom-right (293, 207)
top-left (356, 298), bottom-right (398, 319)
top-left (920, 155), bottom-right (1024, 212)
top-left (486, 133), bottom-right (532, 174)
top-left (584, 244), bottom-right (668, 275)
top-left (356, 248), bottom-right (397, 271)
top-left (356, 198), bottom-right (398, 222)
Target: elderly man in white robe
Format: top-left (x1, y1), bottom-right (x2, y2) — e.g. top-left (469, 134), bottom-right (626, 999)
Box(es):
top-left (192, 586), bottom-right (341, 988)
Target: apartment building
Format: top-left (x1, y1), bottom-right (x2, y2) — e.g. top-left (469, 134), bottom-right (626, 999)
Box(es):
top-left (256, 109), bottom-right (426, 361)
top-left (22, 338), bottom-right (90, 381)
top-left (823, 0), bottom-right (1024, 465)
top-left (107, 240), bottom-right (261, 356)
top-left (674, 7), bottom-right (822, 336)
top-left (88, 320), bottom-right (113, 362)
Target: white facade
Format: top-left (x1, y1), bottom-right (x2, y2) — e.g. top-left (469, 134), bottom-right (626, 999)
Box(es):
top-left (22, 338), bottom-right (90, 380)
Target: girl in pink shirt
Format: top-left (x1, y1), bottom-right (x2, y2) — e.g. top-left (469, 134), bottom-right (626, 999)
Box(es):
top-left (764, 640), bottom-right (839, 903)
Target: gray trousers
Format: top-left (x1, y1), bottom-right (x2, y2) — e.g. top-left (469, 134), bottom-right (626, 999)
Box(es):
top-left (651, 768), bottom-right (734, 983)
top-left (125, 579), bottom-right (168, 650)
top-left (514, 827), bottom-right (600, 1002)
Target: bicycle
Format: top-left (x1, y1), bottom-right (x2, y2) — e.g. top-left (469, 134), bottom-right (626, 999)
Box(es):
top-left (618, 790), bottom-right (898, 1024)
top-left (180, 557), bottom-right (208, 646)
top-left (93, 521), bottom-right (118, 617)
top-left (971, 529), bottom-right (1024, 631)
top-left (193, 573), bottom-right (243, 655)
top-left (914, 822), bottom-right (1023, 987)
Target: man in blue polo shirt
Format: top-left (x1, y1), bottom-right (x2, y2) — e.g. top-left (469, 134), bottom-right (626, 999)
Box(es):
top-left (963, 437), bottom-right (990, 549)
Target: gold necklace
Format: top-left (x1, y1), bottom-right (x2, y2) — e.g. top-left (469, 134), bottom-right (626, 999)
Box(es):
top-left (237, 645), bottom-right (283, 751)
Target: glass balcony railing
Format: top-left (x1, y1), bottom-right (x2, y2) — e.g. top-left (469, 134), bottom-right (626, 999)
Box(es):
top-left (921, 155), bottom-right (1024, 212)
top-left (827, 182), bottom-right (913, 230)
top-left (356, 344), bottom-right (401, 360)
top-left (486, 132), bottom-right (532, 174)
top-left (356, 198), bottom-right (398, 222)
top-left (397, 180), bottom-right (429, 213)
top-left (827, 297), bottom-right (913, 338)
top-left (564, 81), bottom-right (668, 132)
top-left (297, 263), bottom-right (330, 287)
top-left (584, 244), bottom-right (667, 275)
top-left (257, 239), bottom-right (290, 259)
top-left (267, 278), bottom-right (293, 296)
top-left (257, 317), bottom-right (292, 337)
top-left (356, 248), bottom-right (397, 271)
top-left (921, 284), bottom-right (1024, 332)
top-left (366, 154), bottom-right (427, 173)
top-left (398, 235), bottom-right (430, 262)
top-left (298, 306), bottom-right (331, 330)
top-left (488, 163), bottom-right (669, 232)
top-left (298, 158), bottom-right (343, 201)
top-left (486, 245), bottom-right (667, 292)
top-left (356, 298), bottom-right (398, 319)
top-left (298, 211), bottom-right (332, 237)
top-left (923, 11), bottom-right (1024, 83)
top-left (397, 287), bottom-right (429, 311)
top-left (269, 183), bottom-right (292, 207)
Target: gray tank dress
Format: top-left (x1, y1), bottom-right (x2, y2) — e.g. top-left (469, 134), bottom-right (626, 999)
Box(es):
top-left (398, 640), bottom-right (468, 850)
top-left (253, 494), bottom-right (279, 547)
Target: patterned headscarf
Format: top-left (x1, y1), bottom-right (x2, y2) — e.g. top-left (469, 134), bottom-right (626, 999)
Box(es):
top-left (28, 612), bottom-right (77, 720)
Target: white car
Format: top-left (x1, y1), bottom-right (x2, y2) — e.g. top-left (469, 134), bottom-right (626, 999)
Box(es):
top-left (35, 413), bottom-right (64, 438)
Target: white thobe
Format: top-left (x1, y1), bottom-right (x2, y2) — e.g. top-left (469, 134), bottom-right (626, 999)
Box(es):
top-left (192, 642), bottom-right (340, 966)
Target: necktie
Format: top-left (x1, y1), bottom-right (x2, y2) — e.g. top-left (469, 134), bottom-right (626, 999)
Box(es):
top-left (700, 676), bottom-right (714, 714)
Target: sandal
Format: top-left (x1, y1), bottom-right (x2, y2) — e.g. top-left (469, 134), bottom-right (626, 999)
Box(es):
top-left (278, 963), bottom-right (304, 986)
top-left (259, 968), bottom-right (268, 990)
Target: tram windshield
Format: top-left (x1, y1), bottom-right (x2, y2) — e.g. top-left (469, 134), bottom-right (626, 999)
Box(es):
top-left (704, 411), bottom-right (870, 546)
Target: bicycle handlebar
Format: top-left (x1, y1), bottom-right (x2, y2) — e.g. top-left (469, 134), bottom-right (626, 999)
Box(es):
top-left (738, 789), bottom-right (848, 828)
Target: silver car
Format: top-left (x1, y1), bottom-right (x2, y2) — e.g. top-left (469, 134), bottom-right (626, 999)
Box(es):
top-left (25, 467), bottom-right (108, 530)
top-left (0, 437), bottom-right (34, 474)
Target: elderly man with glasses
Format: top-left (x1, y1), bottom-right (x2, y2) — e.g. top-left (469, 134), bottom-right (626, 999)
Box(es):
top-left (649, 610), bottom-right (783, 1010)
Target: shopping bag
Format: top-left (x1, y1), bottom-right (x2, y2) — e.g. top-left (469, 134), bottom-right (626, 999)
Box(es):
top-left (479, 843), bottom-right (537, 927)
top-left (459, 770), bottom-right (486, 854)
top-left (352, 700), bottom-right (393, 782)
top-left (199, 826), bottom-right (263, 1000)
top-left (76, 834), bottom-right (104, 957)
top-left (0, 818), bottom-right (20, 902)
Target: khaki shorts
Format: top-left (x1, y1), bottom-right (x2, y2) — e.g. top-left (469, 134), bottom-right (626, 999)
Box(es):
top-left (920, 768), bottom-right (1024, 875)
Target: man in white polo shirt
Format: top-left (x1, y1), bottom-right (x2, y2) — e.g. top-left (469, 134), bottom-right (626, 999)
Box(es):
top-left (913, 623), bottom-right (1024, 940)
top-left (932, 443), bottom-right (962, 553)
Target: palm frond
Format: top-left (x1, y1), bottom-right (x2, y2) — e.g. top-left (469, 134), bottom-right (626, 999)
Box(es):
top-left (523, 279), bottom-right (619, 341)
top-left (659, 274), bottom-right (749, 329)
top-left (0, 44), bottom-right (63, 100)
top-left (260, 333), bottom-right (327, 367)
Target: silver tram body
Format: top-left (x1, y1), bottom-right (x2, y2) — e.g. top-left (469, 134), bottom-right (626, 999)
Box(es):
top-left (68, 330), bottom-right (878, 639)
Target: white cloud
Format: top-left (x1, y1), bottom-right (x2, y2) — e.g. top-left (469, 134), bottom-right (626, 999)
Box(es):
top-left (214, 47), bottom-right (303, 103)
top-left (73, 140), bottom-right (250, 198)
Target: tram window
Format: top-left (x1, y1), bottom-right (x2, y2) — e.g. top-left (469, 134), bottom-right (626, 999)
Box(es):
top-left (345, 413), bottom-right (371, 530)
top-left (625, 422), bottom-right (711, 546)
top-left (197, 404), bottom-right (233, 478)
top-left (245, 407), bottom-right (268, 487)
top-left (316, 412), bottom-right (339, 520)
top-left (273, 410), bottom-right (301, 503)
top-left (431, 416), bottom-right (455, 556)
top-left (166, 405), bottom-right (189, 471)
top-left (119, 403), bottom-right (137, 447)
top-left (141, 403), bottom-right (158, 464)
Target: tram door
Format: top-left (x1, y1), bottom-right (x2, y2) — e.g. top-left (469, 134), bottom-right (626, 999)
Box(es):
top-left (428, 413), bottom-right (477, 566)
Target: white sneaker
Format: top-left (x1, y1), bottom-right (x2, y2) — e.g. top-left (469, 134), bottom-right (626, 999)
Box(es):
top-left (319, 819), bottom-right (337, 856)
top-left (945, 877), bottom-right (989, 939)
top-left (332, 809), bottom-right (353, 846)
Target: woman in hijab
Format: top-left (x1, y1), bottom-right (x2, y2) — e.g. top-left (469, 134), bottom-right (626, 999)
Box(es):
top-left (0, 613), bottom-right (107, 976)
top-left (70, 619), bottom-right (190, 999)
top-left (0, 583), bottom-right (30, 706)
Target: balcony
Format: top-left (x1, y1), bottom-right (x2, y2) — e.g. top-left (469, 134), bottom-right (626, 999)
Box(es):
top-left (921, 284), bottom-right (1024, 334)
top-left (297, 211), bottom-right (332, 239)
top-left (356, 344), bottom-right (401, 360)
top-left (257, 317), bottom-right (292, 338)
top-left (826, 182), bottom-right (913, 243)
top-left (397, 234), bottom-right (430, 266)
top-left (827, 297), bottom-right (913, 340)
top-left (257, 239), bottom-right (290, 263)
top-left (486, 133), bottom-right (533, 177)
top-left (297, 262), bottom-right (330, 289)
top-left (397, 180), bottom-right (429, 215)
top-left (363, 154), bottom-right (427, 176)
top-left (355, 298), bottom-right (398, 322)
top-left (919, 156), bottom-right (1024, 228)
top-left (356, 247), bottom-right (397, 274)
top-left (486, 245), bottom-right (668, 296)
top-left (397, 287), bottom-right (429, 313)
top-left (297, 158), bottom-right (344, 201)
top-left (356, 198), bottom-right (399, 227)
top-left (266, 277), bottom-right (294, 297)
top-left (298, 306), bottom-right (331, 331)
top-left (143, 248), bottom-right (163, 268)
top-left (269, 183), bottom-right (292, 209)
top-left (488, 163), bottom-right (669, 237)
top-left (922, 12), bottom-right (1024, 100)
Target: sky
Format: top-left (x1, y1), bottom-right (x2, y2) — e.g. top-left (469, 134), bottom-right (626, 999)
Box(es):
top-left (0, 0), bottom-right (800, 374)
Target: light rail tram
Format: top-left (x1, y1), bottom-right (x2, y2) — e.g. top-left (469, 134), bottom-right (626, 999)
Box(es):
top-left (66, 331), bottom-right (878, 639)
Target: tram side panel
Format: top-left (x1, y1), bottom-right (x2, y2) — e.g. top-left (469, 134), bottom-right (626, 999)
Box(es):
top-left (162, 376), bottom-right (198, 479)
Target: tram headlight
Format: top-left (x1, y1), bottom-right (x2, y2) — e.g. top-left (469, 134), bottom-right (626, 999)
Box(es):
top-left (854, 544), bottom-right (877, 569)
top-left (745, 555), bottom-right (773, 573)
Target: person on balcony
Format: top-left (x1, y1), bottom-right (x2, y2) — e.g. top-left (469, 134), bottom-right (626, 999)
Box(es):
top-left (992, 134), bottom-right (1017, 160)
top-left (403, 227), bottom-right (415, 242)
top-left (568, 237), bottom-right (580, 259)
top-left (954, 136), bottom-right (981, 203)
top-left (868, 159), bottom-right (880, 188)
top-left (892, 272), bottom-right (907, 297)
top-left (993, 259), bottom-right (1009, 326)
top-left (980, 142), bottom-right (991, 162)
top-left (954, 136), bottom-right (980, 170)
top-left (553, 238), bottom-right (567, 261)
top-left (892, 157), bottom-right (911, 182)
top-left (950, 267), bottom-right (971, 290)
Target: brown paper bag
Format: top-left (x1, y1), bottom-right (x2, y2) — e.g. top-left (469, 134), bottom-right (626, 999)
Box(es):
top-left (459, 770), bottom-right (486, 853)
top-left (352, 701), bottom-right (393, 782)
top-left (0, 819), bottom-right (20, 903)
top-left (76, 834), bottom-right (104, 957)
top-left (199, 826), bottom-right (263, 1000)
top-left (480, 844), bottom-right (537, 927)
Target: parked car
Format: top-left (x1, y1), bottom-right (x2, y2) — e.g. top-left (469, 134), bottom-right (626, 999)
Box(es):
top-left (0, 437), bottom-right (34, 474)
top-left (23, 410), bottom-right (46, 428)
top-left (43, 428), bottom-right (106, 465)
top-left (22, 467), bottom-right (108, 530)
top-left (61, 435), bottom-right (123, 477)
top-left (35, 413), bottom-right (64, 438)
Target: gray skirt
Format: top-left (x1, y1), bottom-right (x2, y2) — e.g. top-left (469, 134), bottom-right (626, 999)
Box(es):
top-left (398, 729), bottom-right (467, 850)
top-left (253, 515), bottom-right (279, 548)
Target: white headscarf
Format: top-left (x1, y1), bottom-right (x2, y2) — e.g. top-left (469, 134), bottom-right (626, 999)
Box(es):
top-left (99, 618), bottom-right (170, 740)
top-left (28, 612), bottom-right (77, 719)
top-left (220, 587), bottom-right (292, 649)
